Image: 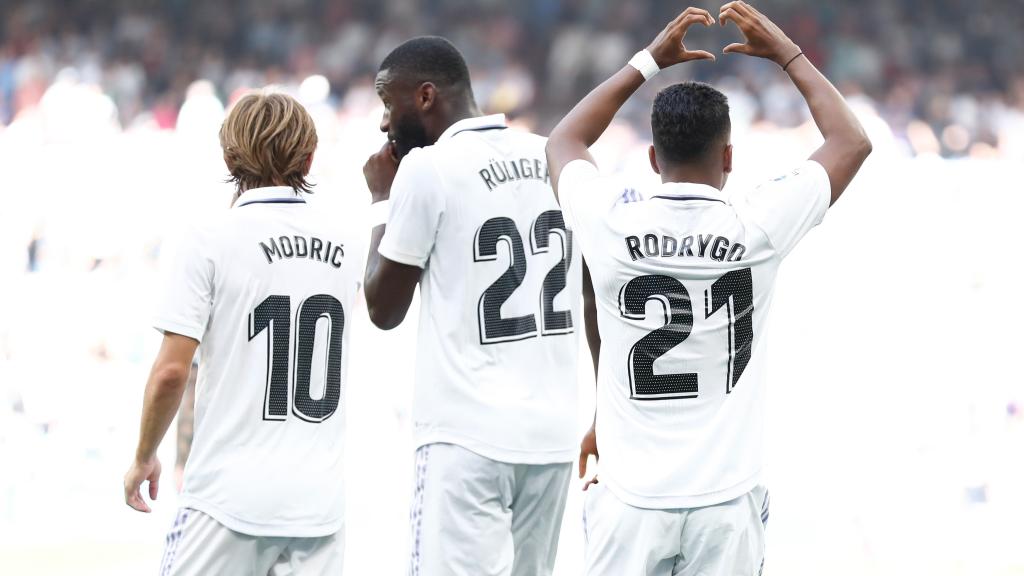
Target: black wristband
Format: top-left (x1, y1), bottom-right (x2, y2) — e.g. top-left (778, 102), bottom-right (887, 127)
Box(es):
top-left (782, 52), bottom-right (804, 72)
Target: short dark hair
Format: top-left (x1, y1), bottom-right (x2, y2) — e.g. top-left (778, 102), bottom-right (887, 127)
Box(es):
top-left (651, 82), bottom-right (731, 164)
top-left (379, 36), bottom-right (472, 90)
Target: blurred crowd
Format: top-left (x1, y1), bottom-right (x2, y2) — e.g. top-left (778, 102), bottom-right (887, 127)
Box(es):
top-left (2, 3), bottom-right (1024, 573)
top-left (2, 0), bottom-right (1023, 158)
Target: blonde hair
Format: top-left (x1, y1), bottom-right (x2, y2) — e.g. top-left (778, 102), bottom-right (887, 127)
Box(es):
top-left (219, 92), bottom-right (318, 195)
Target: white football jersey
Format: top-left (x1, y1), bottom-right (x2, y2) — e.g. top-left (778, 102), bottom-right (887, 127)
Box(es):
top-left (154, 186), bottom-right (363, 537)
top-left (559, 159), bottom-right (830, 509)
top-left (379, 114), bottom-right (581, 464)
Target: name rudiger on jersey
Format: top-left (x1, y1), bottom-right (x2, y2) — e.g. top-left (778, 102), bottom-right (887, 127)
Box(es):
top-left (625, 232), bottom-right (747, 263)
top-left (478, 157), bottom-right (549, 191)
top-left (259, 235), bottom-right (345, 268)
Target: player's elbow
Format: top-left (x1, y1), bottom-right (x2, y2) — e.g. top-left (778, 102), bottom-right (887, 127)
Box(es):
top-left (151, 362), bottom-right (190, 392)
top-left (854, 130), bottom-right (873, 163)
top-left (366, 299), bottom-right (405, 330)
top-left (544, 128), bottom-right (573, 161)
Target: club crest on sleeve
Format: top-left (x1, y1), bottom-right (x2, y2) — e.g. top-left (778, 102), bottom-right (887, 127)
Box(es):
top-left (771, 168), bottom-right (801, 183)
top-left (619, 188), bottom-right (642, 204)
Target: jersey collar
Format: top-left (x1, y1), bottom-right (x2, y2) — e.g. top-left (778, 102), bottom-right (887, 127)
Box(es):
top-left (650, 182), bottom-right (727, 205)
top-left (437, 113), bottom-right (508, 142)
top-left (234, 186), bottom-right (306, 208)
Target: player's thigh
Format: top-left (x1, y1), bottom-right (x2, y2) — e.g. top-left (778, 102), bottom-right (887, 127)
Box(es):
top-left (509, 462), bottom-right (572, 576)
top-left (582, 484), bottom-right (683, 576)
top-left (160, 508), bottom-right (285, 576)
top-left (410, 443), bottom-right (515, 576)
top-left (271, 522), bottom-right (345, 576)
top-left (675, 485), bottom-right (768, 576)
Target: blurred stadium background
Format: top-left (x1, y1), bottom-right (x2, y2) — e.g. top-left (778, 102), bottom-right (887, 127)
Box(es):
top-left (1, 0), bottom-right (1022, 574)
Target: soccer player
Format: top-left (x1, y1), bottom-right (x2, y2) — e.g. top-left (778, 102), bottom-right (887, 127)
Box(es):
top-left (123, 92), bottom-right (361, 575)
top-left (362, 37), bottom-right (590, 576)
top-left (546, 4), bottom-right (872, 575)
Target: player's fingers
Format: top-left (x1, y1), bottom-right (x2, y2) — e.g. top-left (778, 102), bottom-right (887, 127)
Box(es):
top-left (149, 476), bottom-right (160, 501)
top-left (677, 13), bottom-right (712, 31)
top-left (685, 49), bottom-right (717, 62)
top-left (695, 7), bottom-right (715, 25)
top-left (723, 42), bottom-right (752, 55)
top-left (582, 476), bottom-right (600, 491)
top-left (736, 0), bottom-right (760, 17)
top-left (679, 6), bottom-right (714, 23)
top-left (127, 490), bottom-right (151, 513)
top-left (718, 8), bottom-right (739, 29)
top-left (720, 1), bottom-right (745, 17)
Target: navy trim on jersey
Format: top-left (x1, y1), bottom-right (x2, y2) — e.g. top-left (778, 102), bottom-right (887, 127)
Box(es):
top-left (236, 198), bottom-right (307, 207)
top-left (650, 195), bottom-right (726, 204)
top-left (449, 125), bottom-right (508, 138)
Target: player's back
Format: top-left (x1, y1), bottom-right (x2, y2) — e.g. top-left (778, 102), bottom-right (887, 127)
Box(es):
top-left (380, 115), bottom-right (581, 464)
top-left (558, 159), bottom-right (830, 509)
top-left (157, 187), bottom-right (363, 536)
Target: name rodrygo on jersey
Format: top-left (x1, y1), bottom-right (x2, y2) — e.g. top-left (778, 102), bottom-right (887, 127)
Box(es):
top-left (558, 159), bottom-right (830, 509)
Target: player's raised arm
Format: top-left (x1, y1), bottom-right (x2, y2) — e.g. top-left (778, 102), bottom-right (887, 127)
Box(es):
top-left (546, 7), bottom-right (715, 197)
top-left (719, 1), bottom-right (871, 204)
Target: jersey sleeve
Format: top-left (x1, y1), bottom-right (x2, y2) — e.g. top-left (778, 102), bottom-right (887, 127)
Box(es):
top-left (378, 148), bottom-right (446, 268)
top-left (558, 158), bottom-right (643, 259)
top-left (556, 159), bottom-right (602, 235)
top-left (153, 225), bottom-right (214, 342)
top-left (733, 160), bottom-right (831, 258)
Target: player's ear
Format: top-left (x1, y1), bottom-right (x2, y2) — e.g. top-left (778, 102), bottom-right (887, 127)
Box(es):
top-left (304, 152), bottom-right (314, 175)
top-left (418, 82), bottom-right (437, 112)
top-left (648, 145), bottom-right (661, 175)
top-left (723, 143), bottom-right (733, 174)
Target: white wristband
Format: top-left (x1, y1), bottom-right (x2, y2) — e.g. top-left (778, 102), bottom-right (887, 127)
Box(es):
top-left (628, 50), bottom-right (660, 81)
top-left (369, 200), bottom-right (391, 227)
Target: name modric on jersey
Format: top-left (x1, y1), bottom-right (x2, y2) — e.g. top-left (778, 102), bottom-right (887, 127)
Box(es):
top-left (259, 235), bottom-right (346, 268)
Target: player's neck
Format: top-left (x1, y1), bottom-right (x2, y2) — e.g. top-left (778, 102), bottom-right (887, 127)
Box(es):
top-left (434, 102), bottom-right (484, 139)
top-left (659, 165), bottom-right (724, 191)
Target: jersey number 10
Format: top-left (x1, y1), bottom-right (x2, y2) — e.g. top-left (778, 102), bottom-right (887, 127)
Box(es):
top-left (248, 294), bottom-right (345, 422)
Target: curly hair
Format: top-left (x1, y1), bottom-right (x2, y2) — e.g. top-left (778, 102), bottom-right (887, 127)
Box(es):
top-left (379, 36), bottom-right (472, 91)
top-left (651, 82), bottom-right (731, 164)
top-left (219, 91), bottom-right (317, 195)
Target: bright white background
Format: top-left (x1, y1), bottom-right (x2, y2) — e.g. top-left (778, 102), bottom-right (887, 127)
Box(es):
top-left (0, 85), bottom-right (1022, 575)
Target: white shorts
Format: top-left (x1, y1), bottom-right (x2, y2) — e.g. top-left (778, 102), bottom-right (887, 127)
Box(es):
top-left (159, 508), bottom-right (345, 576)
top-left (409, 442), bottom-right (572, 576)
top-left (583, 484), bottom-right (769, 576)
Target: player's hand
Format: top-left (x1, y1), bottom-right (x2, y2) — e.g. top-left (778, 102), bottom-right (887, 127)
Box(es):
top-left (645, 7), bottom-right (716, 69)
top-left (719, 1), bottom-right (800, 66)
top-left (579, 422), bottom-right (600, 491)
top-left (124, 456), bottom-right (161, 513)
top-left (363, 141), bottom-right (400, 203)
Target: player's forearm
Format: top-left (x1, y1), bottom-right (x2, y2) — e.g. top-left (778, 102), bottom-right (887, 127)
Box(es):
top-left (786, 57), bottom-right (871, 155)
top-left (135, 362), bottom-right (190, 463)
top-left (363, 224), bottom-right (392, 327)
top-left (551, 66), bottom-right (644, 150)
top-left (547, 65), bottom-right (645, 186)
top-left (363, 225), bottom-right (418, 330)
